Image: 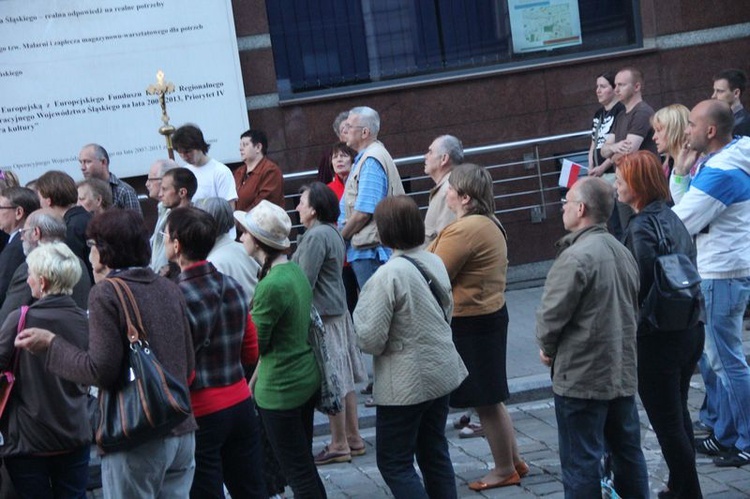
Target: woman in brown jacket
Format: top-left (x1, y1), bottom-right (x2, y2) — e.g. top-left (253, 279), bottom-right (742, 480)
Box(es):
top-left (428, 164), bottom-right (527, 491)
top-left (15, 209), bottom-right (197, 499)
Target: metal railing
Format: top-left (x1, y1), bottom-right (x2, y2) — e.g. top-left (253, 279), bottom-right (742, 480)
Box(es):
top-left (283, 130), bottom-right (591, 233)
top-left (138, 130), bottom-right (592, 238)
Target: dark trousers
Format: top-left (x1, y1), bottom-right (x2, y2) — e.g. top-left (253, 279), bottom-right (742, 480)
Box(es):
top-left (638, 328), bottom-right (704, 498)
top-left (190, 398), bottom-right (266, 499)
top-left (554, 394), bottom-right (649, 499)
top-left (375, 395), bottom-right (457, 499)
top-left (258, 392), bottom-right (326, 499)
top-left (5, 445), bottom-right (90, 499)
top-left (342, 264), bottom-right (359, 315)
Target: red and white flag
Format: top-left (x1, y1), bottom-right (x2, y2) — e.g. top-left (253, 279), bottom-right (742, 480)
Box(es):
top-left (558, 159), bottom-right (586, 188)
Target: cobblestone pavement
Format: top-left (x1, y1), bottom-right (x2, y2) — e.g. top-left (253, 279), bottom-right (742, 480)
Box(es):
top-left (312, 375), bottom-right (750, 498)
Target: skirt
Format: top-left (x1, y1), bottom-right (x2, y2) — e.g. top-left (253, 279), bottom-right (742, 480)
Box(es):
top-left (322, 313), bottom-right (367, 394)
top-left (449, 305), bottom-right (510, 408)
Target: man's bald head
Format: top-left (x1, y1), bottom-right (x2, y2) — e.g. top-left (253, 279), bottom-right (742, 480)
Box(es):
top-left (699, 99), bottom-right (734, 140)
top-left (687, 100), bottom-right (734, 154)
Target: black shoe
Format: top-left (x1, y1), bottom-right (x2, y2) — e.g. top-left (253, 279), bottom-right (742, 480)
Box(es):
top-left (657, 490), bottom-right (676, 499)
top-left (692, 419), bottom-right (713, 435)
top-left (695, 435), bottom-right (731, 456)
top-left (713, 449), bottom-right (750, 467)
top-left (360, 382), bottom-right (373, 395)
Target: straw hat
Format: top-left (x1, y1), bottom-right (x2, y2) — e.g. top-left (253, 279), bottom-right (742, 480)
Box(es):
top-left (233, 200), bottom-right (291, 250)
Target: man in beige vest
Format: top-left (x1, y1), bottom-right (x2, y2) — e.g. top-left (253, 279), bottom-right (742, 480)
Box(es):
top-left (424, 134), bottom-right (463, 244)
top-left (340, 106), bottom-right (404, 288)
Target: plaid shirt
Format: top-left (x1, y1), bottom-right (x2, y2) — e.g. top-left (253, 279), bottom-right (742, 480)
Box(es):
top-left (108, 172), bottom-right (142, 214)
top-left (178, 261), bottom-right (247, 390)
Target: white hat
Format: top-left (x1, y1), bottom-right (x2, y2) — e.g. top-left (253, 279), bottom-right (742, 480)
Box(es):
top-left (233, 200), bottom-right (291, 250)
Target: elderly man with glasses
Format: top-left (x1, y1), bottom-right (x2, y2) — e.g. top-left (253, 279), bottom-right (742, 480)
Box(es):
top-left (0, 187), bottom-right (39, 307)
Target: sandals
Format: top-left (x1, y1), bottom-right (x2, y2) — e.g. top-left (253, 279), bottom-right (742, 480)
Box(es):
top-left (458, 422), bottom-right (485, 439)
top-left (314, 445), bottom-right (351, 466)
top-left (453, 413), bottom-right (471, 429)
top-left (350, 444), bottom-right (367, 457)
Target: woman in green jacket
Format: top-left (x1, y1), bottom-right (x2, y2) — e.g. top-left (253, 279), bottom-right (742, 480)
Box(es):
top-left (234, 200), bottom-right (326, 499)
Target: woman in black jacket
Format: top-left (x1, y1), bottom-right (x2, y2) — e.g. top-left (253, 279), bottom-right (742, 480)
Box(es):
top-left (616, 151), bottom-right (704, 499)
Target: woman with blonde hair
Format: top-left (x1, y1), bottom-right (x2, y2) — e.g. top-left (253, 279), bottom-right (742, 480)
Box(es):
top-left (651, 104), bottom-right (690, 177)
top-left (428, 163), bottom-right (527, 491)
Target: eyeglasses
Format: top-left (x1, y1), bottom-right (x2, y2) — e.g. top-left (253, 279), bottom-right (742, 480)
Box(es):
top-left (343, 124), bottom-right (366, 131)
top-left (0, 204), bottom-right (15, 210)
top-left (146, 177), bottom-right (162, 182)
top-left (18, 227), bottom-right (34, 234)
top-left (561, 197), bottom-right (583, 205)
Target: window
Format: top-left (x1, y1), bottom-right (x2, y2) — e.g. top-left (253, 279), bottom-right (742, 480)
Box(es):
top-left (267, 0), bottom-right (640, 97)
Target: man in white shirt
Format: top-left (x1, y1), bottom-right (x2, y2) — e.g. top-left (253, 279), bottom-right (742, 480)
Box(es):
top-left (171, 124), bottom-right (238, 209)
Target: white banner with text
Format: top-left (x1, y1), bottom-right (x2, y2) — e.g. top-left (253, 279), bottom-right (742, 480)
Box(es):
top-left (0, 0), bottom-right (248, 183)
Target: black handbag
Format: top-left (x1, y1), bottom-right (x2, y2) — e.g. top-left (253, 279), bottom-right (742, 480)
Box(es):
top-left (95, 277), bottom-right (192, 452)
top-left (640, 216), bottom-right (704, 332)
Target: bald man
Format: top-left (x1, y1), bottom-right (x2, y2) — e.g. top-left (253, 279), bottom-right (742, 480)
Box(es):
top-left (673, 99), bottom-right (750, 468)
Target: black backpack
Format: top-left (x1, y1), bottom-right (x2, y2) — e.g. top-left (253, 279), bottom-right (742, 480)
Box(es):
top-left (640, 216), bottom-right (704, 332)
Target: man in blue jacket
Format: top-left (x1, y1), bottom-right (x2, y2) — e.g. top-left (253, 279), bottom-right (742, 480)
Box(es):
top-left (674, 99), bottom-right (750, 467)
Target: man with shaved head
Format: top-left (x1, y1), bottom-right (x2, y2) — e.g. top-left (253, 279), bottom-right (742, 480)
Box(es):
top-left (674, 99), bottom-right (750, 467)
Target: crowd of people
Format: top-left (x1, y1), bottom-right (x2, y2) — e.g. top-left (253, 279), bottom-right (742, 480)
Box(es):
top-left (536, 66), bottom-right (750, 498)
top-left (0, 64), bottom-right (746, 499)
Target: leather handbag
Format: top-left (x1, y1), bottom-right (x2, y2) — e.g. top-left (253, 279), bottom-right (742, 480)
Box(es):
top-left (0, 305), bottom-right (28, 420)
top-left (96, 278), bottom-right (192, 452)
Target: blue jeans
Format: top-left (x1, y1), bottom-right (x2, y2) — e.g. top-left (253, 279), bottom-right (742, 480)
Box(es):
top-left (5, 446), bottom-right (90, 499)
top-left (701, 277), bottom-right (750, 451)
top-left (350, 258), bottom-right (383, 288)
top-left (375, 395), bottom-right (457, 499)
top-left (191, 398), bottom-right (266, 498)
top-left (554, 394), bottom-right (648, 499)
top-left (698, 353), bottom-right (719, 429)
top-left (101, 432), bottom-right (195, 499)
top-left (258, 392), bottom-right (326, 499)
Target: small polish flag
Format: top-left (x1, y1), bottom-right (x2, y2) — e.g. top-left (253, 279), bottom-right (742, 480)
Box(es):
top-left (558, 159), bottom-right (586, 188)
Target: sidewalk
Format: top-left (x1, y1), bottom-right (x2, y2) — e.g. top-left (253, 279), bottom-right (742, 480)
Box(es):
top-left (310, 284), bottom-right (750, 497)
top-left (314, 375), bottom-right (750, 498)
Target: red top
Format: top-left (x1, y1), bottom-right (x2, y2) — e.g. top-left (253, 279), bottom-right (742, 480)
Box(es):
top-left (327, 175), bottom-right (346, 200)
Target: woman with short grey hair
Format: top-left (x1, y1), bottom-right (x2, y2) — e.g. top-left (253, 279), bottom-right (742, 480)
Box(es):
top-left (195, 197), bottom-right (260, 302)
top-left (0, 242), bottom-right (91, 498)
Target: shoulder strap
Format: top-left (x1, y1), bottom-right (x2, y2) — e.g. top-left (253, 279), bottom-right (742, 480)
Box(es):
top-left (106, 277), bottom-right (146, 344)
top-left (10, 305), bottom-right (29, 373)
top-left (400, 255), bottom-right (449, 323)
top-left (651, 215), bottom-right (671, 256)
